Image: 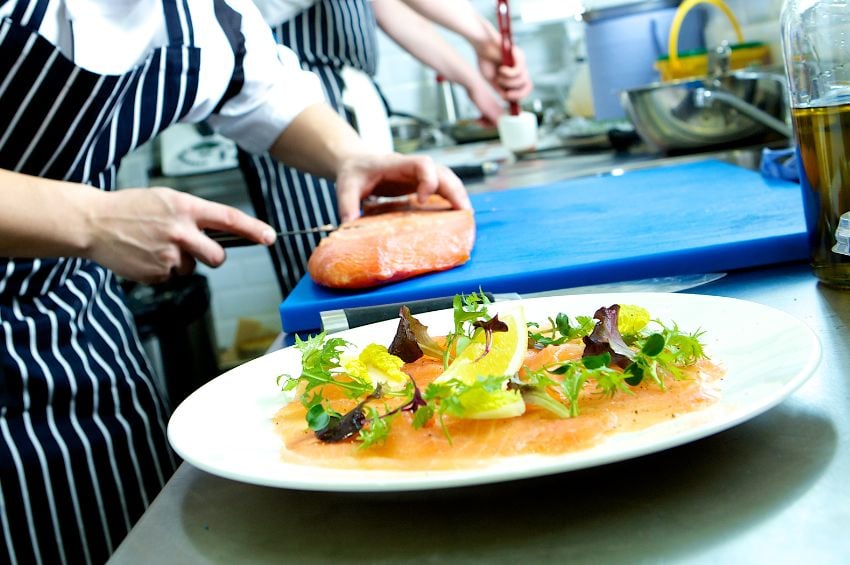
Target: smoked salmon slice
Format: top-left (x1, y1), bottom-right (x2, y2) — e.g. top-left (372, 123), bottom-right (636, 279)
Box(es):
top-left (307, 196), bottom-right (475, 289)
top-left (274, 345), bottom-right (722, 470)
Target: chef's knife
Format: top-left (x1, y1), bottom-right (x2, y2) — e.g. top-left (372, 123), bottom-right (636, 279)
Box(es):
top-left (319, 273), bottom-right (727, 333)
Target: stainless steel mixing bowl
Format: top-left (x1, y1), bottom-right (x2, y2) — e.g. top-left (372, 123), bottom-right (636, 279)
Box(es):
top-left (621, 68), bottom-right (790, 152)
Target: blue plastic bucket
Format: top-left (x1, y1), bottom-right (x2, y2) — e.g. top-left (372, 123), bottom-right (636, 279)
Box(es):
top-left (583, 0), bottom-right (705, 119)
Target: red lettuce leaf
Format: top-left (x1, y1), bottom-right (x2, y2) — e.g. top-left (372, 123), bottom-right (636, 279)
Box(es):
top-left (582, 305), bottom-right (635, 369)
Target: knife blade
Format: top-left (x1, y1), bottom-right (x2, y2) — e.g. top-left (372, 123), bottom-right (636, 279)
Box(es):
top-left (206, 224), bottom-right (337, 248)
top-left (208, 203), bottom-right (490, 248)
top-left (319, 273), bottom-right (727, 333)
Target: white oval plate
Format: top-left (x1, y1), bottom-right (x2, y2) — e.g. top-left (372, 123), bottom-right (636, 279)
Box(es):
top-left (168, 292), bottom-right (821, 492)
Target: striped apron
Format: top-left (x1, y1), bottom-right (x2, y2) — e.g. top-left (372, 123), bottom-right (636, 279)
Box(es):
top-left (238, 0), bottom-right (380, 295)
top-left (0, 1), bottom-right (201, 562)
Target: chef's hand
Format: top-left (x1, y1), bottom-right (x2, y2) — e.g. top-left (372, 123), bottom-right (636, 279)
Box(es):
top-left (335, 153), bottom-right (471, 223)
top-left (268, 104), bottom-right (470, 222)
top-left (474, 40), bottom-right (534, 103)
top-left (85, 187), bottom-right (276, 284)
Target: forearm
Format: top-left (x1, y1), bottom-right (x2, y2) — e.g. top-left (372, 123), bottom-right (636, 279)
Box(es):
top-left (0, 169), bottom-right (98, 258)
top-left (1, 168), bottom-right (275, 284)
top-left (267, 102), bottom-right (374, 180)
top-left (373, 0), bottom-right (490, 91)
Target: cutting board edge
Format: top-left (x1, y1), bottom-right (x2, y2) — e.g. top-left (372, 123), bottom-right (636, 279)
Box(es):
top-left (278, 232), bottom-right (809, 333)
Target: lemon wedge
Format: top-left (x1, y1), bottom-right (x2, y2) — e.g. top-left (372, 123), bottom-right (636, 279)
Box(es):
top-left (434, 305), bottom-right (527, 419)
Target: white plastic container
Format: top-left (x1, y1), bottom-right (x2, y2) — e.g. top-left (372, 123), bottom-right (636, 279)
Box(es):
top-left (497, 111), bottom-right (539, 153)
top-left (582, 0), bottom-right (705, 119)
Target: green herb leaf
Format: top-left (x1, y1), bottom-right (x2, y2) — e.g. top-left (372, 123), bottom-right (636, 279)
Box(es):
top-left (280, 333), bottom-right (374, 404)
top-left (306, 403), bottom-right (333, 431)
top-left (527, 313), bottom-right (595, 348)
top-left (582, 352), bottom-right (612, 370)
top-left (358, 407), bottom-right (395, 449)
top-left (411, 403), bottom-right (435, 429)
top-left (443, 290), bottom-right (492, 368)
top-left (641, 333), bottom-right (666, 356)
top-left (520, 388), bottom-right (571, 418)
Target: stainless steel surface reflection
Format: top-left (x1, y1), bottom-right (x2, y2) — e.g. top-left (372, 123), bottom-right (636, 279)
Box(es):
top-left (462, 142), bottom-right (779, 194)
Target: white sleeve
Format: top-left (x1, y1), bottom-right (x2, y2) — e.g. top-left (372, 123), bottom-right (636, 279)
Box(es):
top-left (251, 0), bottom-right (318, 25)
top-left (205, 0), bottom-right (326, 154)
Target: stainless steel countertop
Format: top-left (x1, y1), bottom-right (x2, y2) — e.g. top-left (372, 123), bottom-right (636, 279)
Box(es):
top-left (109, 260), bottom-right (850, 564)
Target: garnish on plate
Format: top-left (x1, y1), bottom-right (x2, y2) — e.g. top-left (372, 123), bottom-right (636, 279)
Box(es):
top-left (275, 292), bottom-right (717, 465)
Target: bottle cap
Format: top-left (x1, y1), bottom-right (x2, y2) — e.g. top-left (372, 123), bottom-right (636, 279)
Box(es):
top-left (831, 211), bottom-right (850, 256)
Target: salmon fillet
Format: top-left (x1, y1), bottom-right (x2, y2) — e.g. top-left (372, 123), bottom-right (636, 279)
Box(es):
top-left (307, 196), bottom-right (475, 289)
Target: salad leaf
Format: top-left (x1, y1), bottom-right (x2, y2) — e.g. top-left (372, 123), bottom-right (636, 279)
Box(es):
top-left (527, 313), bottom-right (595, 348)
top-left (314, 386), bottom-right (384, 442)
top-left (388, 306), bottom-right (445, 362)
top-left (626, 323), bottom-right (707, 387)
top-left (314, 400), bottom-right (368, 442)
top-left (425, 375), bottom-right (524, 420)
top-left (306, 403), bottom-right (336, 431)
top-left (357, 407), bottom-right (396, 449)
top-left (278, 333), bottom-right (373, 400)
top-left (520, 387), bottom-right (571, 418)
top-left (444, 291), bottom-right (492, 367)
top-left (341, 343), bottom-right (408, 391)
top-left (472, 314), bottom-right (508, 361)
top-left (582, 305), bottom-right (635, 369)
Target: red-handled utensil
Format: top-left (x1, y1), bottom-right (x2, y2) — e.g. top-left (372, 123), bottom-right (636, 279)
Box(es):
top-left (496, 0), bottom-right (520, 116)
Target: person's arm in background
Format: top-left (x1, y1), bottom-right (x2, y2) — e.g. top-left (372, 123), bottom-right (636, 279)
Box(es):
top-left (398, 0), bottom-right (533, 104)
top-left (267, 102), bottom-right (470, 223)
top-left (0, 169), bottom-right (275, 284)
top-left (372, 0), bottom-right (504, 124)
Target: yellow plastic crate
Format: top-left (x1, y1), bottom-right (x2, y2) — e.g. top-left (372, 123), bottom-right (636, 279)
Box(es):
top-left (656, 42), bottom-right (772, 81)
top-left (655, 0), bottom-right (771, 81)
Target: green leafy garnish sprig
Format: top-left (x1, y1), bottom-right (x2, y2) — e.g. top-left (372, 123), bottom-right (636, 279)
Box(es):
top-left (422, 374), bottom-right (513, 443)
top-left (277, 332), bottom-right (373, 408)
top-left (280, 333), bottom-right (432, 447)
top-left (517, 316), bottom-right (707, 418)
top-left (624, 322), bottom-right (707, 389)
top-left (443, 290), bottom-right (492, 369)
top-left (471, 315), bottom-right (508, 361)
top-left (527, 313), bottom-right (595, 348)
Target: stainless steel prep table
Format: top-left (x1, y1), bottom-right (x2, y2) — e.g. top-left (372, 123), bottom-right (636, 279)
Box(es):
top-left (109, 260), bottom-right (850, 564)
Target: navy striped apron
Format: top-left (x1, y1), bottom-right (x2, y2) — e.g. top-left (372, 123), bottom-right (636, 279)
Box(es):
top-left (238, 0), bottom-right (379, 295)
top-left (0, 1), bottom-right (200, 563)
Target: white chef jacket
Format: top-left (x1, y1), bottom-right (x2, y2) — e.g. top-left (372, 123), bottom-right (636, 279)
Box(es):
top-left (0, 0), bottom-right (326, 153)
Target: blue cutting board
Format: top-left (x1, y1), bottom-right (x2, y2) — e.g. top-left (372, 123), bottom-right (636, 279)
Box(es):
top-left (280, 160), bottom-right (809, 333)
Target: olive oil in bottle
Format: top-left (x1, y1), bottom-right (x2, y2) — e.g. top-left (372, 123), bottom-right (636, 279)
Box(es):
top-left (792, 103), bottom-right (850, 287)
top-left (782, 0), bottom-right (850, 287)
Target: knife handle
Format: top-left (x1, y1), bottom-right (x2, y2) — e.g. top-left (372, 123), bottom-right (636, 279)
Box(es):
top-left (320, 293), bottom-right (496, 333)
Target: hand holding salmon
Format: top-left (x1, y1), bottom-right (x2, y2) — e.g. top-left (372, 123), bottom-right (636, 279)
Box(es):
top-left (307, 195), bottom-right (476, 289)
